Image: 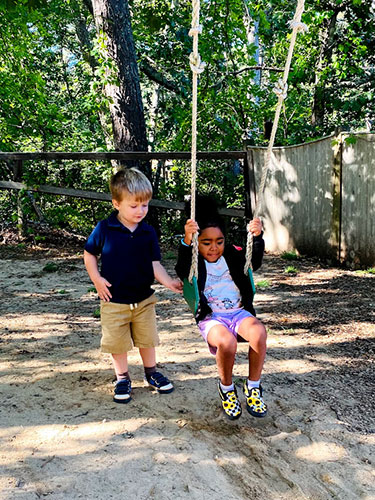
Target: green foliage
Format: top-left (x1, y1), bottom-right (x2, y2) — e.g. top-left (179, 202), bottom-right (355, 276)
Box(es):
top-left (285, 265), bottom-right (298, 274)
top-left (1, 0), bottom-right (374, 237)
top-left (256, 279), bottom-right (271, 289)
top-left (93, 307), bottom-right (100, 318)
top-left (355, 267), bottom-right (375, 275)
top-left (281, 251), bottom-right (300, 261)
top-left (43, 262), bottom-right (58, 273)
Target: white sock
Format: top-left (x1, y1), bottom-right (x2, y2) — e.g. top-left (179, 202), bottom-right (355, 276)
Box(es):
top-left (220, 382), bottom-right (234, 393)
top-left (247, 379), bottom-right (260, 390)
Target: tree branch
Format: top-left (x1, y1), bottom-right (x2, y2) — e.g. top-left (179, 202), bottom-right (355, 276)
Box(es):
top-left (138, 58), bottom-right (187, 96)
top-left (209, 65), bottom-right (283, 90)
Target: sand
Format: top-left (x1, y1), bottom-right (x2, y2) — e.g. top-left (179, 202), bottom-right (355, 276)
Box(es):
top-left (0, 247), bottom-right (374, 499)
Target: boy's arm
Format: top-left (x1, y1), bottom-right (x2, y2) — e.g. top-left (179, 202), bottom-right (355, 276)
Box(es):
top-left (152, 261), bottom-right (182, 293)
top-left (83, 250), bottom-right (112, 302)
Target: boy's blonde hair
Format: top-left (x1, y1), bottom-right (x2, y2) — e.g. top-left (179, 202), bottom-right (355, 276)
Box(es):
top-left (110, 168), bottom-right (153, 202)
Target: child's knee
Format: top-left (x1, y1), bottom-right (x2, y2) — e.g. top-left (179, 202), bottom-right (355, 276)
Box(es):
top-left (216, 334), bottom-right (237, 354)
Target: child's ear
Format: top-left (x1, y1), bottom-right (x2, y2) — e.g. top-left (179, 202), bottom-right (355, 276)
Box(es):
top-left (112, 199), bottom-right (119, 210)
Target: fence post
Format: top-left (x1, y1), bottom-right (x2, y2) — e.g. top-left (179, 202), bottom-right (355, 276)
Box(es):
top-left (244, 149), bottom-right (257, 220)
top-left (12, 160), bottom-right (26, 237)
top-left (331, 131), bottom-right (343, 263)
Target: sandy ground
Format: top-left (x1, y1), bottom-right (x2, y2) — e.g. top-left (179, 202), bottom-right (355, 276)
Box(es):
top-left (0, 245), bottom-right (374, 500)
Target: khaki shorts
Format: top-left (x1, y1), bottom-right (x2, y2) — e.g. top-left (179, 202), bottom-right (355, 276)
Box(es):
top-left (100, 294), bottom-right (159, 354)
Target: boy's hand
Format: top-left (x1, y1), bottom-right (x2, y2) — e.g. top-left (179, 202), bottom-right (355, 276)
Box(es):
top-left (184, 219), bottom-right (199, 245)
top-left (168, 278), bottom-right (183, 294)
top-left (94, 277), bottom-right (112, 302)
top-left (248, 218), bottom-right (263, 237)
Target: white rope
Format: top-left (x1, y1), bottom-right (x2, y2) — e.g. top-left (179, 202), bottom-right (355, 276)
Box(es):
top-left (244, 0), bottom-right (307, 274)
top-left (188, 0), bottom-right (205, 283)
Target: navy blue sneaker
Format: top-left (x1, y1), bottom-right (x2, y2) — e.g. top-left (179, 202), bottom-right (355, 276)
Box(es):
top-left (145, 371), bottom-right (174, 394)
top-left (113, 378), bottom-right (132, 404)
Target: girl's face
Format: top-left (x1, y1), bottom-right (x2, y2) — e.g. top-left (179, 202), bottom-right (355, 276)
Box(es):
top-left (198, 226), bottom-right (225, 262)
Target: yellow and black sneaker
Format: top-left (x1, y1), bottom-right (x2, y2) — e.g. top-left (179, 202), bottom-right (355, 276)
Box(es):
top-left (243, 381), bottom-right (267, 418)
top-left (218, 383), bottom-right (242, 420)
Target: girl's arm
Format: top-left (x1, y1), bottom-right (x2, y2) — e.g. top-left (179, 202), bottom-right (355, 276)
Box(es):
top-left (83, 250), bottom-right (112, 302)
top-left (175, 219), bottom-right (199, 280)
top-left (247, 218), bottom-right (265, 272)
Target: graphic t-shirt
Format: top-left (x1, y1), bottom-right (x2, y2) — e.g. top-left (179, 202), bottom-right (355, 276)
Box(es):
top-left (204, 256), bottom-right (242, 312)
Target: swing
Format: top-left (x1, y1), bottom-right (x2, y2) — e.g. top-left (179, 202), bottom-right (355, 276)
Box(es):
top-left (183, 0), bottom-right (308, 315)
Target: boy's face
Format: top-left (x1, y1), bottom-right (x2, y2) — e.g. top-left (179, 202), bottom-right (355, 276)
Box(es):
top-left (112, 194), bottom-right (149, 229)
top-left (198, 226), bottom-right (225, 263)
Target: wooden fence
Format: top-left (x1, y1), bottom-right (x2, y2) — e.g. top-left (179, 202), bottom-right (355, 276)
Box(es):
top-left (1, 133), bottom-right (374, 266)
top-left (0, 151), bottom-right (249, 219)
top-left (246, 132), bottom-right (375, 266)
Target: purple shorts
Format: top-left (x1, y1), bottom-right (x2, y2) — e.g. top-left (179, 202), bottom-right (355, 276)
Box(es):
top-left (198, 308), bottom-right (253, 355)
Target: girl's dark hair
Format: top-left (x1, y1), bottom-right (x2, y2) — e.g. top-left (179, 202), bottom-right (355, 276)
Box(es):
top-left (186, 195), bottom-right (226, 235)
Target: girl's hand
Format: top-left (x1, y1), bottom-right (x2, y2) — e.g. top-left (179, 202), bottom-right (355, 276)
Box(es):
top-left (248, 218), bottom-right (263, 237)
top-left (94, 277), bottom-right (112, 302)
top-left (184, 219), bottom-right (199, 246)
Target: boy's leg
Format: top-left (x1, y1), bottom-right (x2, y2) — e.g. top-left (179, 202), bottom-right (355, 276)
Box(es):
top-left (139, 347), bottom-right (173, 393)
top-left (237, 317), bottom-right (268, 417)
top-left (111, 353), bottom-right (132, 404)
top-left (139, 346), bottom-right (156, 369)
top-left (111, 352), bottom-right (130, 380)
top-left (100, 301), bottom-right (133, 403)
top-left (131, 296), bottom-right (173, 394)
top-left (207, 325), bottom-right (242, 420)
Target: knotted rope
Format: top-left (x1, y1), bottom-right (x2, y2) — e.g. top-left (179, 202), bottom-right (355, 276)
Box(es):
top-left (244, 0), bottom-right (307, 274)
top-left (188, 0), bottom-right (205, 283)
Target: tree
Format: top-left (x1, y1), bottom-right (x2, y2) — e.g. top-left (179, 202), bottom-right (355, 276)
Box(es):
top-left (91, 0), bottom-right (150, 173)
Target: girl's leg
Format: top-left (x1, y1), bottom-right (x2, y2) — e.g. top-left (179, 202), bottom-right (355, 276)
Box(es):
top-left (208, 324), bottom-right (242, 420)
top-left (111, 352), bottom-right (129, 380)
top-left (237, 317), bottom-right (267, 381)
top-left (207, 324), bottom-right (237, 385)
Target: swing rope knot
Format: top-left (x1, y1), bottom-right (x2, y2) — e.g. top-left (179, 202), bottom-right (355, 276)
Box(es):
top-left (189, 25), bottom-right (203, 37)
top-left (288, 20), bottom-right (308, 33)
top-left (189, 52), bottom-right (206, 74)
top-left (273, 79), bottom-right (288, 100)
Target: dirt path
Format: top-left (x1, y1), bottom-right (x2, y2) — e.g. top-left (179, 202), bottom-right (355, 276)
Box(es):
top-left (0, 246), bottom-right (374, 499)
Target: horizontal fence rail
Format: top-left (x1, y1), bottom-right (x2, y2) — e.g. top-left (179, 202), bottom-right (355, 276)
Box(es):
top-left (2, 134), bottom-right (374, 266)
top-left (0, 151), bottom-right (247, 218)
top-left (0, 151), bottom-right (247, 161)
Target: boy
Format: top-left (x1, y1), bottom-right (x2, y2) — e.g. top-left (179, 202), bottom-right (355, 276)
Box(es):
top-left (84, 168), bottom-right (182, 403)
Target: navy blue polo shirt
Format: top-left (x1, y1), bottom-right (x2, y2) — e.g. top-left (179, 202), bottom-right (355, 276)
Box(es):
top-left (84, 212), bottom-right (161, 304)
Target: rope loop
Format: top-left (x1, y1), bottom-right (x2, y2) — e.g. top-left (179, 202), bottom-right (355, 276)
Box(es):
top-left (288, 20), bottom-right (308, 33)
top-left (189, 53), bottom-right (206, 74)
top-left (273, 79), bottom-right (288, 99)
top-left (189, 25), bottom-right (203, 37)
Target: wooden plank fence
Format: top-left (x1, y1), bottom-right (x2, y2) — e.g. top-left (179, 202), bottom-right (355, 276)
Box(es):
top-left (246, 132), bottom-right (375, 266)
top-left (0, 151), bottom-right (246, 220)
top-left (1, 134), bottom-right (375, 266)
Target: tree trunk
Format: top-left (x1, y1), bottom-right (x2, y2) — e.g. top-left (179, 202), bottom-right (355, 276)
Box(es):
top-left (91, 0), bottom-right (150, 174)
top-left (311, 10), bottom-right (337, 129)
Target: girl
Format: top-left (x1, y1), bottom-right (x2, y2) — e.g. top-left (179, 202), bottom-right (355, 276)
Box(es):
top-left (175, 205), bottom-right (267, 420)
